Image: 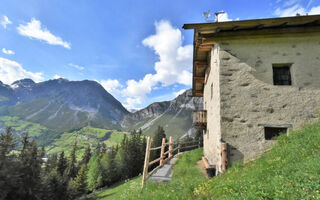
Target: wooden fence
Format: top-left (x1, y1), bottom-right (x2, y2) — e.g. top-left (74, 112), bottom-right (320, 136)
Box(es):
top-left (141, 136), bottom-right (202, 188)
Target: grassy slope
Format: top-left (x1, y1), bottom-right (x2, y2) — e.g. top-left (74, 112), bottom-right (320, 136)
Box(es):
top-left (46, 126), bottom-right (126, 157)
top-left (130, 109), bottom-right (193, 140)
top-left (195, 121), bottom-right (320, 200)
top-left (90, 148), bottom-right (206, 200)
top-left (0, 116), bottom-right (48, 137)
top-left (92, 121), bottom-right (320, 200)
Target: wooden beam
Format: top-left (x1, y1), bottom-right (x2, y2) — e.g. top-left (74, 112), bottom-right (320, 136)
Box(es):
top-left (194, 61), bottom-right (207, 70)
top-left (141, 137), bottom-right (152, 188)
top-left (193, 92), bottom-right (203, 97)
top-left (194, 77), bottom-right (205, 83)
top-left (201, 26), bottom-right (320, 42)
top-left (202, 157), bottom-right (214, 169)
top-left (159, 138), bottom-right (166, 166)
top-left (183, 15), bottom-right (320, 30)
top-left (198, 45), bottom-right (213, 51)
top-left (221, 142), bottom-right (227, 173)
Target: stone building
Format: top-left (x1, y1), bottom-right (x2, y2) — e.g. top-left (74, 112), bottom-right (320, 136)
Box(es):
top-left (183, 15), bottom-right (320, 174)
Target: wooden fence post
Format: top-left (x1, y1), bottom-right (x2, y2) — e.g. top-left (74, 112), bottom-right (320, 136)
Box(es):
top-left (159, 138), bottom-right (166, 166)
top-left (221, 142), bottom-right (227, 173)
top-left (169, 136), bottom-right (173, 159)
top-left (141, 137), bottom-right (152, 188)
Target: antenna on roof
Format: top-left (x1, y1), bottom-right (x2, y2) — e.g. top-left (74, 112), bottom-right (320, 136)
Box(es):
top-left (214, 11), bottom-right (226, 22)
top-left (203, 10), bottom-right (212, 22)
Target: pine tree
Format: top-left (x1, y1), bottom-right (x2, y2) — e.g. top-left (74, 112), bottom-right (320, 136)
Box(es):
top-left (0, 127), bottom-right (15, 159)
top-left (18, 136), bottom-right (43, 200)
top-left (0, 127), bottom-right (20, 200)
top-left (81, 145), bottom-right (91, 165)
top-left (71, 164), bottom-right (88, 196)
top-left (45, 154), bottom-right (58, 173)
top-left (87, 153), bottom-right (103, 191)
top-left (57, 151), bottom-right (68, 176)
top-left (44, 169), bottom-right (69, 200)
top-left (67, 142), bottom-right (78, 179)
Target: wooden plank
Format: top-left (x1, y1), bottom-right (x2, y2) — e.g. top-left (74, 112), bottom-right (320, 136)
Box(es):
top-left (201, 26), bottom-right (320, 43)
top-left (202, 157), bottom-right (210, 169)
top-left (148, 157), bottom-right (161, 166)
top-left (150, 146), bottom-right (162, 151)
top-left (163, 150), bottom-right (170, 155)
top-left (183, 15), bottom-right (320, 30)
top-left (169, 136), bottom-right (173, 159)
top-left (159, 138), bottom-right (166, 166)
top-left (141, 137), bottom-right (152, 188)
top-left (162, 157), bottom-right (170, 165)
top-left (194, 77), bottom-right (205, 83)
top-left (221, 142), bottom-right (227, 172)
top-left (258, 124), bottom-right (292, 128)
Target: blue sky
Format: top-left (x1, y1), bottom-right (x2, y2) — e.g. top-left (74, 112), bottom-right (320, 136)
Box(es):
top-left (0, 0), bottom-right (319, 109)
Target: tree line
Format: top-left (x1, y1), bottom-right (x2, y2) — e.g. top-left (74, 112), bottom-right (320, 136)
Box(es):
top-left (0, 126), bottom-right (172, 200)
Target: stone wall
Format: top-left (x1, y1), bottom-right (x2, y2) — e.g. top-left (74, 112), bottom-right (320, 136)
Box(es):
top-left (216, 35), bottom-right (320, 166)
top-left (203, 45), bottom-right (222, 173)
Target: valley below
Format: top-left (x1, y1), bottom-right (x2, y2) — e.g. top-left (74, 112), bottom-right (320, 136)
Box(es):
top-left (0, 78), bottom-right (202, 155)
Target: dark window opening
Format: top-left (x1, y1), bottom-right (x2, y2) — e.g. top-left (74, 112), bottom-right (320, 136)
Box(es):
top-left (264, 127), bottom-right (287, 140)
top-left (273, 65), bottom-right (292, 85)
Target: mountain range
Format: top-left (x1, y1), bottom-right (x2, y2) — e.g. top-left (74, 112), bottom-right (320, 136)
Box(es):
top-left (0, 78), bottom-right (202, 146)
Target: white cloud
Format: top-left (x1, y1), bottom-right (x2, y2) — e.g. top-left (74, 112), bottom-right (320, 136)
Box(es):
top-left (100, 79), bottom-right (123, 99)
top-left (53, 74), bottom-right (62, 79)
top-left (0, 15), bottom-right (12, 29)
top-left (309, 5), bottom-right (320, 15)
top-left (217, 12), bottom-right (232, 22)
top-left (2, 48), bottom-right (15, 55)
top-left (275, 4), bottom-right (306, 17)
top-left (68, 63), bottom-right (84, 70)
top-left (283, 0), bottom-right (301, 7)
top-left (275, 3), bottom-right (320, 17)
top-left (173, 89), bottom-right (186, 97)
top-left (17, 18), bottom-right (71, 49)
top-left (0, 57), bottom-right (44, 84)
top-left (120, 20), bottom-right (193, 109)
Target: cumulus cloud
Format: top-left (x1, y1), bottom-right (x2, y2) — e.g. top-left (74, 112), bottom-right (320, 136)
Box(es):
top-left (2, 48), bottom-right (15, 55)
top-left (68, 63), bottom-right (84, 70)
top-left (173, 89), bottom-right (187, 97)
top-left (53, 74), bottom-right (62, 79)
top-left (17, 18), bottom-right (71, 49)
top-left (100, 79), bottom-right (123, 99)
top-left (0, 57), bottom-right (44, 84)
top-left (98, 21), bottom-right (193, 109)
top-left (0, 15), bottom-right (12, 29)
top-left (309, 5), bottom-right (320, 14)
top-left (120, 20), bottom-right (193, 109)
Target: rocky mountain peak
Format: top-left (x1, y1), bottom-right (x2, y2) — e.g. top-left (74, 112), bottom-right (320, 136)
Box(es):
top-left (11, 79), bottom-right (36, 88)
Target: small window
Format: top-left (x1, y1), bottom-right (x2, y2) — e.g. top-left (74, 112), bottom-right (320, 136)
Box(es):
top-left (273, 64), bottom-right (292, 85)
top-left (264, 127), bottom-right (287, 140)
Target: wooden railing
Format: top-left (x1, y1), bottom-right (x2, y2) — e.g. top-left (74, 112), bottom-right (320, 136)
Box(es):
top-left (193, 110), bottom-right (207, 130)
top-left (141, 136), bottom-right (202, 188)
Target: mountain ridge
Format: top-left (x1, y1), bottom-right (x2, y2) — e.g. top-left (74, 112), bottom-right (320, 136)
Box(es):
top-left (0, 78), bottom-right (202, 141)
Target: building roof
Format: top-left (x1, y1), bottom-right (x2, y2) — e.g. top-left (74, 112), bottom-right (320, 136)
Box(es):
top-left (183, 15), bottom-right (320, 97)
